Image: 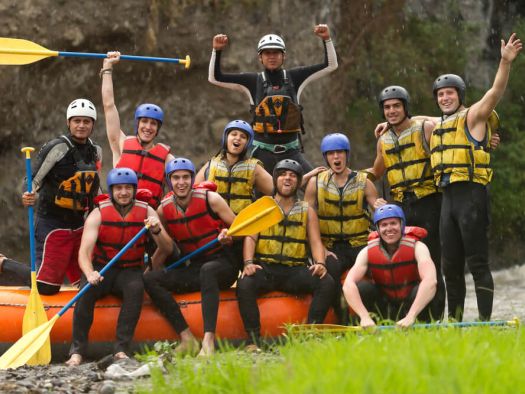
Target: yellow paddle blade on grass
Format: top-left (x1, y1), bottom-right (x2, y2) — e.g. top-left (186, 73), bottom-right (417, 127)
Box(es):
top-left (0, 315), bottom-right (58, 370)
top-left (0, 38), bottom-right (58, 65)
top-left (22, 273), bottom-right (51, 365)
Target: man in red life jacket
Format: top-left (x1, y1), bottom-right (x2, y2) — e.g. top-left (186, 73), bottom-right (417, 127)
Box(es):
top-left (66, 168), bottom-right (172, 366)
top-left (144, 158), bottom-right (238, 357)
top-left (101, 52), bottom-right (176, 208)
top-left (343, 204), bottom-right (437, 328)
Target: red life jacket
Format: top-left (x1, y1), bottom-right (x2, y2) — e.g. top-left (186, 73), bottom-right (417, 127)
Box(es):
top-left (92, 199), bottom-right (148, 268)
top-left (367, 226), bottom-right (427, 301)
top-left (161, 189), bottom-right (226, 257)
top-left (116, 136), bottom-right (170, 208)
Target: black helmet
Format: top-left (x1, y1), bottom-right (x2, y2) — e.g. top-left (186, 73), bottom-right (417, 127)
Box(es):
top-left (432, 74), bottom-right (466, 105)
top-left (378, 85), bottom-right (410, 117)
top-left (273, 159), bottom-right (303, 193)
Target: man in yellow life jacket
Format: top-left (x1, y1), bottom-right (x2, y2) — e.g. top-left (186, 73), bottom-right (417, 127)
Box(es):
top-left (343, 205), bottom-right (437, 328)
top-left (101, 51), bottom-right (176, 209)
top-left (237, 159), bottom-right (336, 349)
top-left (1, 99), bottom-right (101, 295)
top-left (368, 85), bottom-right (446, 320)
top-left (305, 133), bottom-right (386, 322)
top-left (66, 168), bottom-right (172, 366)
top-left (428, 33), bottom-right (522, 321)
top-left (209, 25), bottom-right (338, 175)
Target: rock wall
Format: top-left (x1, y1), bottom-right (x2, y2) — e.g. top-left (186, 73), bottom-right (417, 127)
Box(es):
top-left (0, 0), bottom-right (520, 262)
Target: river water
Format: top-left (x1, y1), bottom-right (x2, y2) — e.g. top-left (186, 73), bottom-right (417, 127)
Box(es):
top-left (463, 264), bottom-right (525, 321)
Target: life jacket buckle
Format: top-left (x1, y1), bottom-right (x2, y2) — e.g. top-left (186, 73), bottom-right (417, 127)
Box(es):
top-left (273, 144), bottom-right (288, 154)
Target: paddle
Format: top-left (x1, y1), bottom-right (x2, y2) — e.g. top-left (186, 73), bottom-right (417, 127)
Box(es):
top-left (20, 147), bottom-right (51, 366)
top-left (0, 37), bottom-right (191, 68)
top-left (287, 318), bottom-right (521, 334)
top-left (165, 196), bottom-right (283, 271)
top-left (0, 225), bottom-right (150, 370)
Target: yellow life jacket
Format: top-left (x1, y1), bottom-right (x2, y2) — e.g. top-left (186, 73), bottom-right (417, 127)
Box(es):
top-left (206, 155), bottom-right (261, 214)
top-left (255, 200), bottom-right (309, 266)
top-left (253, 95), bottom-right (302, 134)
top-left (316, 170), bottom-right (371, 248)
top-left (380, 119), bottom-right (437, 202)
top-left (430, 108), bottom-right (496, 187)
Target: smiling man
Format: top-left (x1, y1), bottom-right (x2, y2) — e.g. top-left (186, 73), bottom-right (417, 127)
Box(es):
top-left (429, 33), bottom-right (522, 321)
top-left (1, 99), bottom-right (101, 295)
top-left (367, 86), bottom-right (445, 320)
top-left (144, 157), bottom-right (238, 357)
top-left (208, 25), bottom-right (338, 174)
top-left (66, 168), bottom-right (172, 366)
top-left (100, 52), bottom-right (175, 208)
top-left (343, 204), bottom-right (437, 328)
top-left (237, 159), bottom-right (336, 349)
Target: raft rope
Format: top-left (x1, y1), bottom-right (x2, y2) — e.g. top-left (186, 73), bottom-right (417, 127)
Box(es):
top-left (0, 293), bottom-right (299, 310)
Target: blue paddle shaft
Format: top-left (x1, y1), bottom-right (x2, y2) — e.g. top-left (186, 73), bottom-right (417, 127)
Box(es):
top-left (24, 157), bottom-right (37, 272)
top-left (58, 51), bottom-right (186, 64)
top-left (57, 226), bottom-right (149, 317)
top-left (165, 238), bottom-right (220, 271)
top-left (379, 320), bottom-right (511, 329)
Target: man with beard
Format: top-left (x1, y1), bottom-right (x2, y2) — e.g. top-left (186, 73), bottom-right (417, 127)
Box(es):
top-left (343, 204), bottom-right (437, 328)
top-left (305, 133), bottom-right (386, 322)
top-left (367, 86), bottom-right (446, 320)
top-left (101, 51), bottom-right (175, 208)
top-left (1, 99), bottom-right (101, 295)
top-left (208, 25), bottom-right (338, 174)
top-left (428, 33), bottom-right (522, 321)
top-left (237, 159), bottom-right (336, 349)
top-left (66, 168), bottom-right (172, 366)
top-left (144, 157), bottom-right (237, 357)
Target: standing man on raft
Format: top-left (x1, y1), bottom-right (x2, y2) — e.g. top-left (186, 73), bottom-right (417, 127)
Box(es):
top-left (209, 25), bottom-right (338, 174)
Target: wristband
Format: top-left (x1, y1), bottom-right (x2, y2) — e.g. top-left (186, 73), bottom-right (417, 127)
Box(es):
top-left (243, 260), bottom-right (254, 266)
top-left (99, 68), bottom-right (113, 78)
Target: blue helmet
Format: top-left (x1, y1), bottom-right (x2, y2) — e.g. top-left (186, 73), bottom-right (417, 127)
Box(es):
top-left (373, 204), bottom-right (405, 233)
top-left (222, 120), bottom-right (254, 154)
top-left (134, 103), bottom-right (164, 134)
top-left (107, 167), bottom-right (138, 190)
top-left (165, 157), bottom-right (195, 190)
top-left (321, 133), bottom-right (351, 163)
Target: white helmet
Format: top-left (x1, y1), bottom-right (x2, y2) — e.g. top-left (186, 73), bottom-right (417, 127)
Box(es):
top-left (66, 99), bottom-right (97, 121)
top-left (257, 34), bottom-right (286, 54)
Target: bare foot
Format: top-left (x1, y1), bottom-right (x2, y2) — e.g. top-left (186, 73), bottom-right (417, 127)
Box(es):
top-left (65, 354), bottom-right (82, 366)
top-left (174, 338), bottom-right (200, 356)
top-left (198, 333), bottom-right (215, 357)
top-left (245, 344), bottom-right (262, 353)
top-left (113, 352), bottom-right (129, 360)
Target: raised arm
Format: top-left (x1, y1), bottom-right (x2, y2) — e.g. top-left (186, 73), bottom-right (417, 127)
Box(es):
top-left (468, 33), bottom-right (522, 140)
top-left (253, 164), bottom-right (274, 196)
top-left (101, 51), bottom-right (126, 166)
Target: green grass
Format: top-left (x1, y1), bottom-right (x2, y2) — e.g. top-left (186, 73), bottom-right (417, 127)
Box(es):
top-left (137, 327), bottom-right (523, 394)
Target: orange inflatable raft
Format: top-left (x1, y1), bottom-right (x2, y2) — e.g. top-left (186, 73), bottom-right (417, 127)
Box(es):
top-left (0, 286), bottom-right (335, 358)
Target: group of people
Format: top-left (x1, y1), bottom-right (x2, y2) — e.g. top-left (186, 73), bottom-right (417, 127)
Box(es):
top-left (0, 24), bottom-right (521, 363)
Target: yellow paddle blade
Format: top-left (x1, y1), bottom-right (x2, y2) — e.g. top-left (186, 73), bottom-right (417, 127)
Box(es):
top-left (0, 314), bottom-right (58, 370)
top-left (22, 273), bottom-right (51, 365)
top-left (228, 196), bottom-right (283, 236)
top-left (0, 37), bottom-right (58, 65)
top-left (286, 323), bottom-right (363, 335)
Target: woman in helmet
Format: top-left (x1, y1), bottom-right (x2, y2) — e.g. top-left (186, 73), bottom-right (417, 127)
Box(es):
top-left (101, 51), bottom-right (176, 208)
top-left (195, 119), bottom-right (273, 214)
top-left (208, 24), bottom-right (338, 175)
top-left (0, 99), bottom-right (102, 295)
top-left (343, 204), bottom-right (437, 328)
